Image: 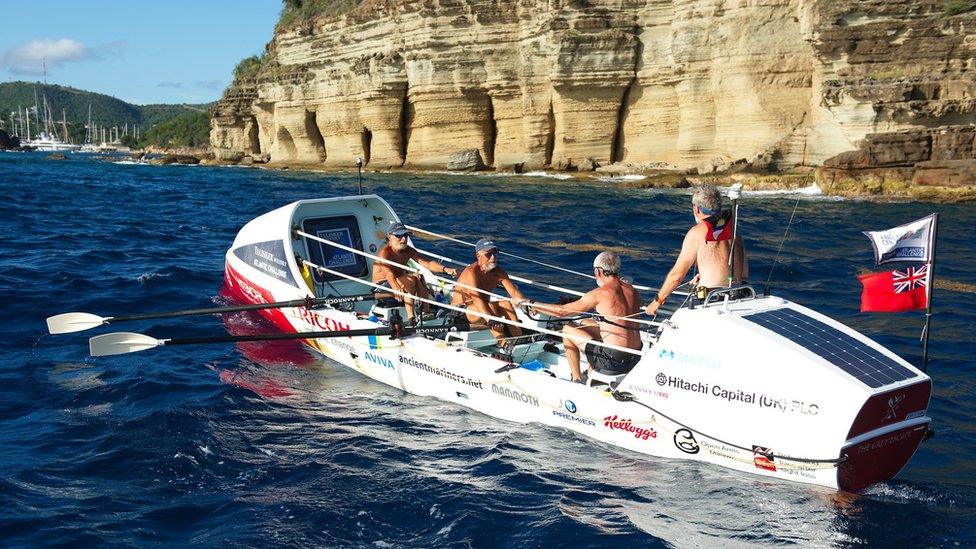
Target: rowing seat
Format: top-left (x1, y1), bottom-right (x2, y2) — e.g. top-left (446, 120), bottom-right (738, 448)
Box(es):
top-left (587, 369), bottom-right (627, 388)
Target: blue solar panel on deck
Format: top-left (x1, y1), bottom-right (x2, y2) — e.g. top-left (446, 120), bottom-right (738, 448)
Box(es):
top-left (743, 308), bottom-right (915, 389)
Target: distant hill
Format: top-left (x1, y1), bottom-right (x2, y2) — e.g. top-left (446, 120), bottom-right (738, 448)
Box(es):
top-left (0, 81), bottom-right (211, 144)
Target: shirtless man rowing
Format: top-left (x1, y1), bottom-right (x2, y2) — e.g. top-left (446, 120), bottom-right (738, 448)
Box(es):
top-left (452, 238), bottom-right (525, 346)
top-left (521, 252), bottom-right (642, 383)
top-left (645, 184), bottom-right (748, 316)
top-left (372, 221), bottom-right (459, 325)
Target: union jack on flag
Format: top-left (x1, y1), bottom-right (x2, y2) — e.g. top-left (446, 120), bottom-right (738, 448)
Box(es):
top-left (892, 265), bottom-right (928, 294)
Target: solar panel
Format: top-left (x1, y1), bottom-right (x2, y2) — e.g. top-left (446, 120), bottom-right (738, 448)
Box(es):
top-left (743, 308), bottom-right (916, 389)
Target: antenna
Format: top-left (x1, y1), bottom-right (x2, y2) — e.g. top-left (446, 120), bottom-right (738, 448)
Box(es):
top-left (356, 157), bottom-right (364, 195)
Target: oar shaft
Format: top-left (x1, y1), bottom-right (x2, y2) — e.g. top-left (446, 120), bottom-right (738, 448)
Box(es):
top-left (109, 294), bottom-right (375, 323)
top-left (161, 325), bottom-right (453, 347)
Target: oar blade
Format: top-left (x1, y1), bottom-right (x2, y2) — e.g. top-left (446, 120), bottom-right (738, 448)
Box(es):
top-left (89, 332), bottom-right (161, 357)
top-left (46, 312), bottom-right (107, 334)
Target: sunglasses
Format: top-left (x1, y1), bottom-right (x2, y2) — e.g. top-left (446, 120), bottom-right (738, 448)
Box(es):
top-left (391, 233), bottom-right (410, 239)
top-left (480, 249), bottom-right (499, 257)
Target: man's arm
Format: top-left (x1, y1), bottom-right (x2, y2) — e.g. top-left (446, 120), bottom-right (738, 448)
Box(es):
top-left (410, 248), bottom-right (459, 277)
top-left (734, 236), bottom-right (748, 281)
top-left (497, 269), bottom-right (525, 301)
top-left (645, 226), bottom-right (700, 315)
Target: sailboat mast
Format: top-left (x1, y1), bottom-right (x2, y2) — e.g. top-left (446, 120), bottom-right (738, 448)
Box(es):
top-left (61, 109), bottom-right (69, 143)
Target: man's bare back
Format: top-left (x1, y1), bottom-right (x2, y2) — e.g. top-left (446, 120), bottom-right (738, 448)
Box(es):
top-left (591, 279), bottom-right (642, 350)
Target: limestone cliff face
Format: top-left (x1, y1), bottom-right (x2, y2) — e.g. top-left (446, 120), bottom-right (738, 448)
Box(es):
top-left (211, 0), bottom-right (976, 171)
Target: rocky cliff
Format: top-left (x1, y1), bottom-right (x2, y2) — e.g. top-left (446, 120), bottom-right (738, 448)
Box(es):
top-left (211, 0), bottom-right (976, 174)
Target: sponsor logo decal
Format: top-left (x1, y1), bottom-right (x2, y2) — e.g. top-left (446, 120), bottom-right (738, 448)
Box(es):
top-left (330, 339), bottom-right (355, 353)
top-left (399, 356), bottom-right (484, 389)
top-left (233, 240), bottom-right (298, 287)
top-left (700, 439), bottom-right (740, 461)
top-left (855, 429), bottom-right (914, 455)
top-left (552, 410), bottom-right (596, 427)
top-left (655, 373), bottom-right (820, 416)
top-left (673, 428), bottom-right (700, 454)
top-left (491, 384), bottom-right (539, 407)
top-left (752, 446), bottom-right (777, 472)
top-left (656, 348), bottom-right (720, 369)
top-left (629, 385), bottom-right (669, 399)
top-left (905, 410), bottom-right (925, 420)
top-left (297, 308), bottom-right (352, 332)
top-left (364, 351), bottom-right (394, 369)
top-left (603, 415), bottom-right (657, 440)
top-left (882, 394), bottom-right (905, 422)
top-left (564, 400), bottom-right (577, 414)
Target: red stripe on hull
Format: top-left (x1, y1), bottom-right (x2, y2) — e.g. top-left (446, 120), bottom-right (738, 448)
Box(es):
top-left (847, 380), bottom-right (931, 439)
top-left (837, 421), bottom-right (930, 492)
top-left (223, 261), bottom-right (297, 333)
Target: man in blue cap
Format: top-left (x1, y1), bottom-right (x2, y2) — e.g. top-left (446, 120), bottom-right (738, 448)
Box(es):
top-left (452, 238), bottom-right (526, 347)
top-left (373, 220), bottom-right (459, 325)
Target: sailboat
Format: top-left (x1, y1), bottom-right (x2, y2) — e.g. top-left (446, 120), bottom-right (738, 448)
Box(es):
top-left (25, 93), bottom-right (79, 152)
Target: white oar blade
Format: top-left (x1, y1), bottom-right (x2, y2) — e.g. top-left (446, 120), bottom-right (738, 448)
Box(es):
top-left (46, 312), bottom-right (107, 334)
top-left (89, 332), bottom-right (161, 357)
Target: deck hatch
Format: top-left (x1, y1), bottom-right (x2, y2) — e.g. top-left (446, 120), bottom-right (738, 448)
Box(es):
top-left (743, 308), bottom-right (915, 388)
top-left (302, 215), bottom-right (369, 282)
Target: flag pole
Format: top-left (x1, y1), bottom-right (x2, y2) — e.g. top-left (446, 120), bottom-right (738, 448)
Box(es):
top-left (726, 184), bottom-right (742, 289)
top-left (920, 213), bottom-right (938, 373)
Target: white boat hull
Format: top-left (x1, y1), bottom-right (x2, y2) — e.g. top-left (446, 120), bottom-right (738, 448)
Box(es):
top-left (223, 195), bottom-right (932, 492)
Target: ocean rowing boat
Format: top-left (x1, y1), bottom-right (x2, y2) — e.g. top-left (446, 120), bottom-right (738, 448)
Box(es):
top-left (62, 194), bottom-right (932, 492)
top-left (213, 194), bottom-right (932, 492)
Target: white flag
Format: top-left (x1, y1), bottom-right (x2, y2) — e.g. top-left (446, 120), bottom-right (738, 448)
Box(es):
top-left (863, 214), bottom-right (936, 265)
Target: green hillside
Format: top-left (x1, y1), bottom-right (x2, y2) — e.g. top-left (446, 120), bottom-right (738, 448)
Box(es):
top-left (0, 81), bottom-right (210, 145)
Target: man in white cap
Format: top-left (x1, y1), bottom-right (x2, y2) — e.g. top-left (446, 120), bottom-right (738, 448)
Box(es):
top-left (452, 238), bottom-right (526, 346)
top-left (521, 251), bottom-right (642, 383)
top-left (373, 221), bottom-right (459, 325)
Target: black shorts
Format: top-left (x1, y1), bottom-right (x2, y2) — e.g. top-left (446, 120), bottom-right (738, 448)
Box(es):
top-left (584, 342), bottom-right (641, 375)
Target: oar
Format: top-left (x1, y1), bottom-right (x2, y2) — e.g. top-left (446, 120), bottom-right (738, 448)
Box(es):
top-left (47, 293), bottom-right (376, 335)
top-left (89, 325), bottom-right (457, 357)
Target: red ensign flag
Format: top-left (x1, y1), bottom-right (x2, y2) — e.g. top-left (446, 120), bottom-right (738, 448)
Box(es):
top-left (858, 266), bottom-right (929, 313)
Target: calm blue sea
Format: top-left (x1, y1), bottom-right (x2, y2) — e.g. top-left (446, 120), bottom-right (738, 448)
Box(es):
top-left (2, 152), bottom-right (975, 547)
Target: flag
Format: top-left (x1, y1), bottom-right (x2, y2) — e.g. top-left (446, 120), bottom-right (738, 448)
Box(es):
top-left (703, 209), bottom-right (734, 241)
top-left (858, 265), bottom-right (929, 313)
top-left (863, 214), bottom-right (936, 265)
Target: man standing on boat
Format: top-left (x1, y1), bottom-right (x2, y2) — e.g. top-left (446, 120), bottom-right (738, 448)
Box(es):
top-left (452, 238), bottom-right (526, 348)
top-left (644, 184), bottom-right (748, 316)
top-left (373, 221), bottom-right (459, 326)
top-left (520, 252), bottom-right (643, 383)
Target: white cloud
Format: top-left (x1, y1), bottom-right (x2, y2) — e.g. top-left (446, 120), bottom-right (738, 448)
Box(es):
top-left (0, 38), bottom-right (124, 75)
top-left (158, 81), bottom-right (184, 88)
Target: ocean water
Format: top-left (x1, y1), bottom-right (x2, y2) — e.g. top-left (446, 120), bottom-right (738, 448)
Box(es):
top-left (2, 152), bottom-right (975, 547)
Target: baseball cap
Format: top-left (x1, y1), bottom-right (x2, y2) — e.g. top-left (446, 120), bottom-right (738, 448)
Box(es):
top-left (475, 238), bottom-right (498, 253)
top-left (387, 221), bottom-right (411, 237)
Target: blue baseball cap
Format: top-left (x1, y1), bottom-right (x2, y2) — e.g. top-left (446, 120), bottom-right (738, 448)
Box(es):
top-left (387, 221), bottom-right (411, 237)
top-left (475, 238), bottom-right (498, 253)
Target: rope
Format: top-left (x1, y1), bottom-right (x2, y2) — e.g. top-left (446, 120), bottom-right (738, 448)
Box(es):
top-left (295, 229), bottom-right (661, 329)
top-left (405, 225), bottom-right (666, 294)
top-left (613, 390), bottom-right (846, 466)
top-left (412, 247), bottom-right (587, 297)
top-left (764, 195), bottom-right (801, 294)
top-left (301, 259), bottom-right (645, 358)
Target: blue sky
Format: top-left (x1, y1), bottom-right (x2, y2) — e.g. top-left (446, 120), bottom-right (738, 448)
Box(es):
top-left (0, 1), bottom-right (282, 105)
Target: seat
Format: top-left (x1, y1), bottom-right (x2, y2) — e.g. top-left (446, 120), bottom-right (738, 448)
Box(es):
top-left (586, 369), bottom-right (627, 388)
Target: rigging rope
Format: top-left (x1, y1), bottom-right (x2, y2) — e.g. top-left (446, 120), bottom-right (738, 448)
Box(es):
top-left (764, 195), bottom-right (802, 294)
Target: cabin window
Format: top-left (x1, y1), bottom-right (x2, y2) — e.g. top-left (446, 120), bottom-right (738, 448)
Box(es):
top-left (302, 215), bottom-right (368, 282)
